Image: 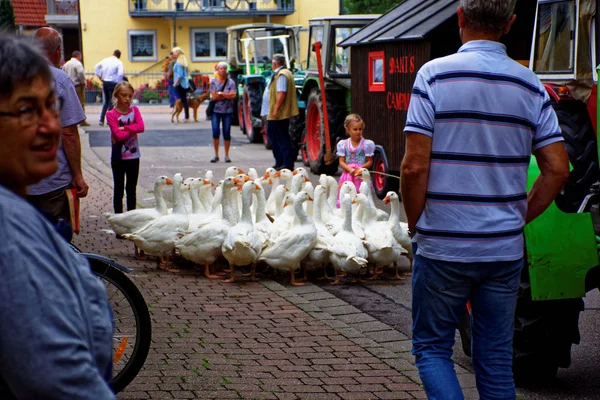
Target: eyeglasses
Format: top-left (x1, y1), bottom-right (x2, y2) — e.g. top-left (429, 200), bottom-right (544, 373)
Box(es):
top-left (0, 99), bottom-right (61, 128)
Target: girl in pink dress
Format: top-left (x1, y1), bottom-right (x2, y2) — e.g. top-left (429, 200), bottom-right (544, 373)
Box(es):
top-left (336, 114), bottom-right (375, 207)
top-left (106, 81), bottom-right (145, 214)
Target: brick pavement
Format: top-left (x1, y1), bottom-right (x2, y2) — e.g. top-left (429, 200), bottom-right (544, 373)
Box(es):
top-left (75, 126), bottom-right (478, 399)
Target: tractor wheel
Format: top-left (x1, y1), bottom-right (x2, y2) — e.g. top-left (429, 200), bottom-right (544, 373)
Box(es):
top-left (372, 148), bottom-right (399, 200)
top-left (237, 94), bottom-right (245, 133)
top-left (305, 89), bottom-right (343, 175)
top-left (289, 110), bottom-right (305, 161)
top-left (243, 83), bottom-right (264, 143)
top-left (512, 262), bottom-right (583, 384)
top-left (300, 128), bottom-right (309, 167)
top-left (553, 99), bottom-right (600, 212)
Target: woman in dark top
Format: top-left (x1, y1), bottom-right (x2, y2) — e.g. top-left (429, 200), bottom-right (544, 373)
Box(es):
top-left (209, 62), bottom-right (237, 163)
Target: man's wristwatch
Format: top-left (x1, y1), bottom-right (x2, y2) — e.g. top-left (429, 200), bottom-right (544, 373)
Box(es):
top-left (407, 228), bottom-right (415, 238)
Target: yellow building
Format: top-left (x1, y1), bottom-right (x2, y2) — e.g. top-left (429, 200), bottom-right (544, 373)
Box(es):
top-left (79, 0), bottom-right (340, 75)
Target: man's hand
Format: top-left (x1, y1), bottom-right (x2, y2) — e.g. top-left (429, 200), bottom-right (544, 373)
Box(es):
top-left (526, 142), bottom-right (570, 223)
top-left (272, 109), bottom-right (279, 120)
top-left (72, 175), bottom-right (89, 198)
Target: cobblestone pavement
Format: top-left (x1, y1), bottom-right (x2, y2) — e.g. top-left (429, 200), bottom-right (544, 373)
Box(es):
top-left (75, 107), bottom-right (477, 399)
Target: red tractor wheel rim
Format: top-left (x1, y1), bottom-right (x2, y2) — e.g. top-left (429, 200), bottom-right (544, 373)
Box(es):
top-left (244, 92), bottom-right (253, 137)
top-left (307, 102), bottom-right (321, 162)
top-left (238, 96), bottom-right (244, 128)
top-left (374, 157), bottom-right (386, 191)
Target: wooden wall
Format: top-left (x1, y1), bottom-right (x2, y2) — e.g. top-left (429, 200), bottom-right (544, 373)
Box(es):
top-left (350, 41), bottom-right (430, 173)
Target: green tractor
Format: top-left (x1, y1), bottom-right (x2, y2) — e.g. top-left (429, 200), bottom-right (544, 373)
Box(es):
top-left (295, 16), bottom-right (379, 175)
top-left (458, 0), bottom-right (599, 383)
top-left (227, 23), bottom-right (301, 146)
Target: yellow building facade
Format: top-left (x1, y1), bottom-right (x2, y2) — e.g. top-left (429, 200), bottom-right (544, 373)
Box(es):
top-left (79, 0), bottom-right (340, 74)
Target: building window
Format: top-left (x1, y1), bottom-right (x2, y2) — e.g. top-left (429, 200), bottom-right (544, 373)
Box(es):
top-left (128, 30), bottom-right (157, 62)
top-left (368, 51), bottom-right (385, 92)
top-left (191, 29), bottom-right (227, 61)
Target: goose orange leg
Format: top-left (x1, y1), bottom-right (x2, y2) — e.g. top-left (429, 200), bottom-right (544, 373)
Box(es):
top-left (221, 265), bottom-right (236, 283)
top-left (330, 268), bottom-right (342, 285)
top-left (290, 268), bottom-right (305, 286)
top-left (250, 263), bottom-right (260, 282)
top-left (205, 262), bottom-right (220, 279)
top-left (391, 261), bottom-right (406, 281)
top-left (402, 257), bottom-right (413, 277)
top-left (134, 245), bottom-right (146, 260)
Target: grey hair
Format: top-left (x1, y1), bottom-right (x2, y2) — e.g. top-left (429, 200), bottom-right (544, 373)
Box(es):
top-left (36, 30), bottom-right (63, 55)
top-left (0, 33), bottom-right (51, 100)
top-left (216, 61), bottom-right (228, 70)
top-left (459, 0), bottom-right (517, 33)
top-left (272, 53), bottom-right (286, 67)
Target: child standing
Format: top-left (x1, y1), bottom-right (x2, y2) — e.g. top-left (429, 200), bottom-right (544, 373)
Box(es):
top-left (337, 114), bottom-right (374, 207)
top-left (106, 81), bottom-right (144, 214)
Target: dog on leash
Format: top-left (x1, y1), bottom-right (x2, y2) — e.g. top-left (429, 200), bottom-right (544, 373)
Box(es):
top-left (171, 91), bottom-right (210, 123)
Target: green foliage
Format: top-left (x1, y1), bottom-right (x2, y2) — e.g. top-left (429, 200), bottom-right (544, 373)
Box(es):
top-left (342, 0), bottom-right (400, 15)
top-left (0, 0), bottom-right (16, 32)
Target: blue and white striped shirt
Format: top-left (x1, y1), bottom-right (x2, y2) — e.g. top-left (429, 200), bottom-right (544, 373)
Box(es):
top-left (404, 40), bottom-right (563, 262)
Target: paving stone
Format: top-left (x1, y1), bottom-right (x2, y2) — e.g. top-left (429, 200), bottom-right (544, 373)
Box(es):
top-left (364, 330), bottom-right (409, 343)
top-left (74, 134), bottom-right (476, 399)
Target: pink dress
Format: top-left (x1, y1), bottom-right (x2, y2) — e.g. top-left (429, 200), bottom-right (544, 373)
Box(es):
top-left (336, 138), bottom-right (375, 207)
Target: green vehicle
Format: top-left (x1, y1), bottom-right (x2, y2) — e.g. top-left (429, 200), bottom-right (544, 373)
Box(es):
top-left (458, 0), bottom-right (599, 383)
top-left (226, 23), bottom-right (301, 146)
top-left (295, 15), bottom-right (379, 175)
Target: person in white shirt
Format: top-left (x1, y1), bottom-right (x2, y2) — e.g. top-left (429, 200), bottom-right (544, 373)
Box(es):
top-left (95, 50), bottom-right (124, 126)
top-left (62, 50), bottom-right (89, 126)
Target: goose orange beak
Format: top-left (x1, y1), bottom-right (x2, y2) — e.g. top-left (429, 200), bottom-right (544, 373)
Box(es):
top-left (308, 195), bottom-right (314, 201)
top-left (244, 175), bottom-right (253, 182)
top-left (383, 195), bottom-right (390, 205)
top-left (262, 171), bottom-right (270, 179)
top-left (233, 178), bottom-right (243, 185)
top-left (166, 178), bottom-right (174, 185)
top-left (237, 168), bottom-right (246, 175)
top-left (304, 177), bottom-right (311, 182)
top-left (272, 171), bottom-right (281, 178)
top-left (292, 170), bottom-right (298, 175)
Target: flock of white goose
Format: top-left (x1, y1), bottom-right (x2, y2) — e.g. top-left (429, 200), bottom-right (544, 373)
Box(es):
top-left (105, 166), bottom-right (412, 285)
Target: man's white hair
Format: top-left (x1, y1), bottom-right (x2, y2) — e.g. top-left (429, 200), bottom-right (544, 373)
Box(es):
top-left (459, 0), bottom-right (517, 33)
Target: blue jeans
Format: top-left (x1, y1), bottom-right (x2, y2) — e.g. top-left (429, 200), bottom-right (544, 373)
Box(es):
top-left (100, 81), bottom-right (117, 124)
top-left (411, 243), bottom-right (523, 400)
top-left (211, 113), bottom-right (232, 141)
top-left (267, 119), bottom-right (294, 169)
top-left (168, 81), bottom-right (177, 107)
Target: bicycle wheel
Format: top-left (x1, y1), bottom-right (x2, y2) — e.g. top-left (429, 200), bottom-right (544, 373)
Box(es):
top-left (90, 259), bottom-right (152, 394)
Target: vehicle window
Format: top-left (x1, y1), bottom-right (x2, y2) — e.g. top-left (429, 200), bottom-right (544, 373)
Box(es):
top-left (329, 26), bottom-right (361, 74)
top-left (237, 29), bottom-right (288, 64)
top-left (534, 0), bottom-right (576, 74)
top-left (307, 26), bottom-right (324, 70)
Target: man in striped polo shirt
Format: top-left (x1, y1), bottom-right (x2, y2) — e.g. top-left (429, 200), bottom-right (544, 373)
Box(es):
top-left (401, 1), bottom-right (570, 398)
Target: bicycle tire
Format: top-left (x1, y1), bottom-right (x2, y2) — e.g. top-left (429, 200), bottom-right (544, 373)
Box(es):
top-left (90, 259), bottom-right (152, 394)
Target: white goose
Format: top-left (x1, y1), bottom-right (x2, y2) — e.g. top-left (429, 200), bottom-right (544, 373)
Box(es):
top-left (221, 180), bottom-right (263, 283)
top-left (258, 191), bottom-right (317, 286)
top-left (302, 185), bottom-right (334, 280)
top-left (323, 182), bottom-right (364, 238)
top-left (271, 185), bottom-right (288, 219)
top-left (385, 191), bottom-right (413, 276)
top-left (175, 176), bottom-right (238, 279)
top-left (329, 193), bottom-right (369, 284)
top-left (124, 173), bottom-right (189, 270)
top-left (303, 181), bottom-right (315, 217)
top-left (268, 193), bottom-right (296, 244)
top-left (203, 170), bottom-right (214, 206)
top-left (359, 168), bottom-right (390, 221)
top-left (263, 167), bottom-right (280, 217)
top-left (106, 175), bottom-right (173, 237)
top-left (253, 178), bottom-right (272, 246)
top-left (359, 193), bottom-right (408, 280)
top-left (273, 168), bottom-right (294, 191)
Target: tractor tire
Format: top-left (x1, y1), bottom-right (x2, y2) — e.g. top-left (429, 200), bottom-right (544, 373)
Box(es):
top-left (237, 94), bottom-right (245, 133)
top-left (372, 148), bottom-right (400, 200)
top-left (289, 110), bottom-right (305, 161)
top-left (305, 89), bottom-right (344, 175)
top-left (300, 128), bottom-right (309, 167)
top-left (243, 83), bottom-right (264, 144)
top-left (456, 259), bottom-right (583, 384)
top-left (553, 99), bottom-right (600, 213)
top-left (512, 263), bottom-right (583, 384)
